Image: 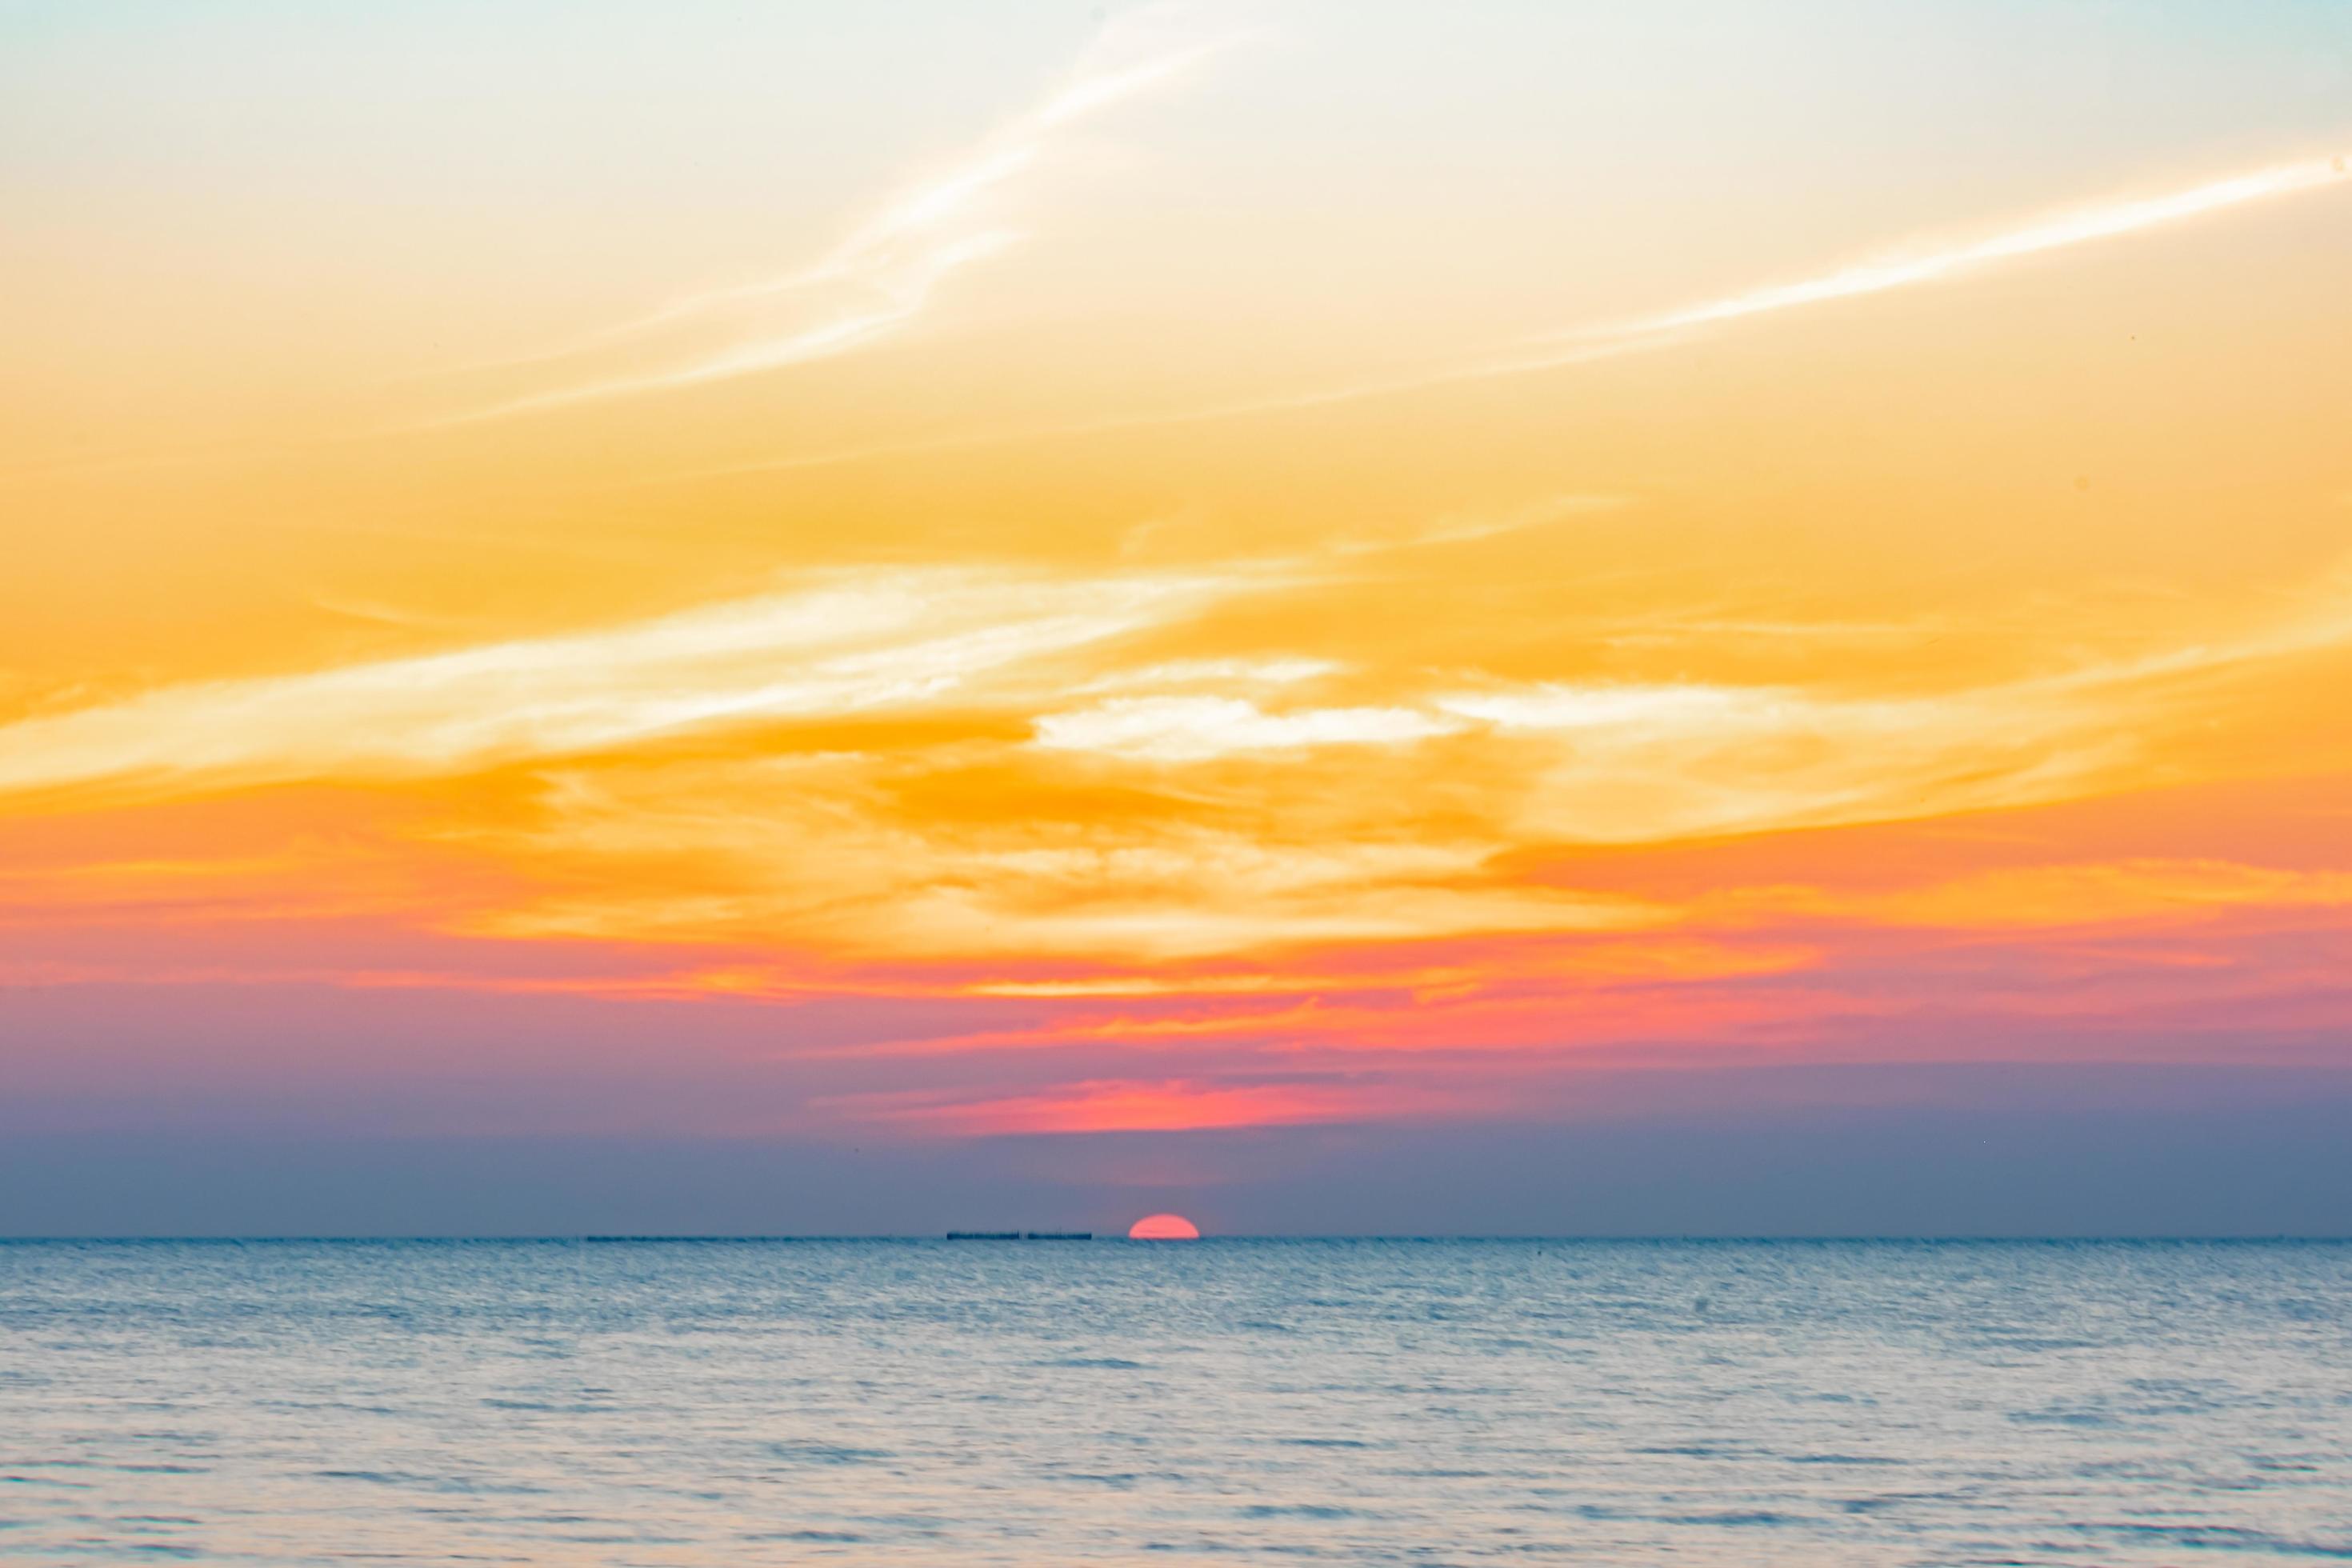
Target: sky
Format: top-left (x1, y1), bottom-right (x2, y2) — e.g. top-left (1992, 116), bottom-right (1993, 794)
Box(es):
top-left (3, 0), bottom-right (2350, 1235)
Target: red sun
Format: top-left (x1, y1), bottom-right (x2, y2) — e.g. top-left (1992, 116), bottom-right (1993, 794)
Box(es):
top-left (1126, 1213), bottom-right (1201, 1240)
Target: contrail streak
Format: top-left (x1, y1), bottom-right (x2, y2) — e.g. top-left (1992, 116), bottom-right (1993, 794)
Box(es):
top-left (1561, 150), bottom-right (2351, 347)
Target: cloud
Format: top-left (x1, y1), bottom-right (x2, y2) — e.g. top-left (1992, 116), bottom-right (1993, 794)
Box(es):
top-left (1864, 858), bottom-right (2352, 933)
top-left (633, 142), bottom-right (2352, 493)
top-left (0, 568), bottom-right (1226, 799)
top-left (471, 782), bottom-right (1664, 961)
top-left (1034, 695), bottom-right (1458, 762)
top-left (431, 3), bottom-right (1253, 425)
top-left (1561, 152), bottom-right (2352, 349)
top-left (1068, 658), bottom-right (1342, 696)
top-left (680, 143), bottom-right (2352, 459)
top-left (14, 533), bottom-right (2350, 971)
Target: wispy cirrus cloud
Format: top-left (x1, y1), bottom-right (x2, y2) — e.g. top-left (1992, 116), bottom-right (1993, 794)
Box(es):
top-left (430, 3), bottom-right (1254, 426)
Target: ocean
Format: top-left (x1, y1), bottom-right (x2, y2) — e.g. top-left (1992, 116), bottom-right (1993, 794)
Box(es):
top-left (2, 1239), bottom-right (2347, 1564)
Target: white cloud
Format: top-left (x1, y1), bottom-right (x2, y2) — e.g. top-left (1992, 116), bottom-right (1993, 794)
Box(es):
top-left (1034, 695), bottom-right (1458, 762)
top-left (1568, 151), bottom-right (2352, 348)
top-left (1071, 657), bottom-right (1342, 695)
top-left (0, 569), bottom-right (1222, 796)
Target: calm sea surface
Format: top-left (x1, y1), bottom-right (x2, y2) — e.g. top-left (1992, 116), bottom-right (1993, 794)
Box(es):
top-left (2, 1239), bottom-right (2348, 1564)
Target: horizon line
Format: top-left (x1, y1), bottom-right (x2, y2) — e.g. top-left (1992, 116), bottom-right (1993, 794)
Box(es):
top-left (3, 1234), bottom-right (2346, 1246)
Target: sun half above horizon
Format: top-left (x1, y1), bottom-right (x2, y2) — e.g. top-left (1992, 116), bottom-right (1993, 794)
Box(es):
top-left (1127, 1214), bottom-right (1202, 1241)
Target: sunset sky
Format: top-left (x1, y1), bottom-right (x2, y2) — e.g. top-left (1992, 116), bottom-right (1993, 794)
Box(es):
top-left (4, 1), bottom-right (2350, 1234)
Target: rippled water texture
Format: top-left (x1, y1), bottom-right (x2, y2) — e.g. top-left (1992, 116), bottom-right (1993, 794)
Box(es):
top-left (2, 1240), bottom-right (2349, 1563)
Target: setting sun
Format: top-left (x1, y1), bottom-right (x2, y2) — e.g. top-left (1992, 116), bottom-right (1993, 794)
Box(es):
top-left (1127, 1214), bottom-right (1202, 1241)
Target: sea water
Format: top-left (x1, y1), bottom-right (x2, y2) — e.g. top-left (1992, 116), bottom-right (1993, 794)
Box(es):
top-left (1, 1239), bottom-right (2348, 1564)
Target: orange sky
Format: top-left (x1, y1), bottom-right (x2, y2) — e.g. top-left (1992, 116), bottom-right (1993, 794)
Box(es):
top-left (3, 1), bottom-right (2350, 1166)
